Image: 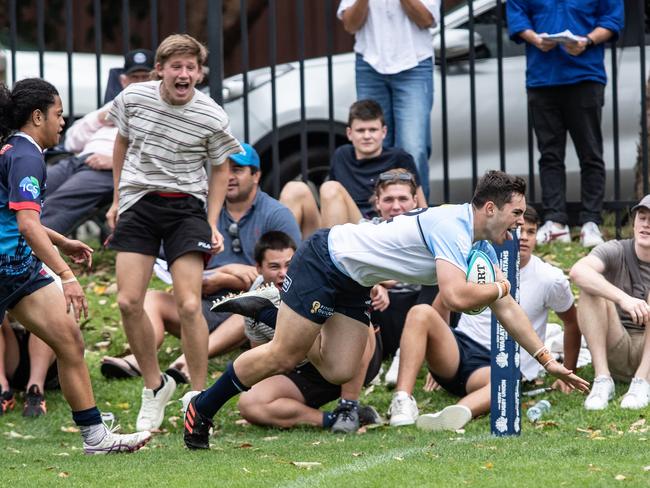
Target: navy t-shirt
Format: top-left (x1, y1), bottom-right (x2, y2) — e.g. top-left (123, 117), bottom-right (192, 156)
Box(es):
top-left (0, 134), bottom-right (46, 277)
top-left (329, 145), bottom-right (421, 217)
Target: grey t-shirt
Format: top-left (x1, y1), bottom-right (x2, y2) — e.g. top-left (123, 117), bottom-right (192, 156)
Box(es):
top-left (590, 239), bottom-right (650, 331)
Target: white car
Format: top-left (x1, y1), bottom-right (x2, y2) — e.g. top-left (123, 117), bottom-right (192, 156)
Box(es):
top-left (2, 0), bottom-right (645, 204)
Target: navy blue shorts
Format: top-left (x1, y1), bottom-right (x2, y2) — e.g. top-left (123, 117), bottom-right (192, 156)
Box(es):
top-left (280, 229), bottom-right (371, 326)
top-left (0, 259), bottom-right (54, 318)
top-left (430, 329), bottom-right (491, 397)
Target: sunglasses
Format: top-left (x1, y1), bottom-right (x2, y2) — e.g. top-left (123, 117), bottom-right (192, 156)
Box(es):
top-left (228, 222), bottom-right (242, 254)
top-left (378, 171), bottom-right (414, 182)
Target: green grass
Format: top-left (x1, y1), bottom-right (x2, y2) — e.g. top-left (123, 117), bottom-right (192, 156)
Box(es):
top-left (3, 237), bottom-right (650, 487)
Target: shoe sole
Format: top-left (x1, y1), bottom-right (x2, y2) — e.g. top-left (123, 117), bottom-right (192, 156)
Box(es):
top-left (416, 406), bottom-right (471, 432)
top-left (389, 416), bottom-right (416, 427)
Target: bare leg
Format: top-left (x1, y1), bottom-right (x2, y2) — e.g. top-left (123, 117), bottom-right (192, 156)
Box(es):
top-left (170, 252), bottom-right (209, 391)
top-left (10, 283), bottom-right (94, 411)
top-left (115, 252), bottom-right (159, 388)
top-left (319, 181), bottom-right (363, 228)
top-left (576, 292), bottom-right (623, 378)
top-left (340, 327), bottom-right (376, 401)
top-left (395, 304), bottom-right (459, 395)
top-left (458, 367), bottom-right (491, 417)
top-left (632, 329), bottom-right (650, 380)
top-left (25, 332), bottom-right (57, 392)
top-left (0, 318), bottom-right (11, 391)
top-left (279, 181), bottom-right (322, 239)
top-left (238, 374), bottom-right (323, 428)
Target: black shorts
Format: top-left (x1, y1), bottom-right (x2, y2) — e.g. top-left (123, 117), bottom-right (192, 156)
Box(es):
top-left (430, 329), bottom-right (491, 397)
top-left (201, 293), bottom-right (233, 333)
top-left (8, 327), bottom-right (59, 391)
top-left (0, 259), bottom-right (54, 318)
top-left (109, 193), bottom-right (212, 265)
top-left (281, 229), bottom-right (371, 326)
top-left (285, 330), bottom-right (383, 409)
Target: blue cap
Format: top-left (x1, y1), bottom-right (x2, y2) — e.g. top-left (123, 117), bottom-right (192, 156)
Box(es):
top-left (229, 143), bottom-right (260, 169)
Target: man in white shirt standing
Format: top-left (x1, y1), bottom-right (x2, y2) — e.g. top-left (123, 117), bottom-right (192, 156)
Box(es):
top-left (388, 206), bottom-right (581, 431)
top-left (338, 0), bottom-right (439, 200)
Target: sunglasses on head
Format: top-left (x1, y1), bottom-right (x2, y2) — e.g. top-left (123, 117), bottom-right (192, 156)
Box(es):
top-left (228, 222), bottom-right (242, 254)
top-left (378, 171), bottom-right (414, 182)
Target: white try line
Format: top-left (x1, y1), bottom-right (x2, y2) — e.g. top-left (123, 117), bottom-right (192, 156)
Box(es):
top-left (281, 446), bottom-right (429, 488)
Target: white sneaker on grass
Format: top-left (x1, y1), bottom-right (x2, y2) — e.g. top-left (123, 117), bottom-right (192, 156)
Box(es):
top-left (584, 375), bottom-right (615, 410)
top-left (136, 373), bottom-right (176, 431)
top-left (388, 391), bottom-right (418, 426)
top-left (416, 404), bottom-right (472, 432)
top-left (537, 220), bottom-right (571, 245)
top-left (83, 420), bottom-right (151, 455)
top-left (384, 349), bottom-right (400, 387)
top-left (580, 222), bottom-right (605, 248)
top-left (620, 377), bottom-right (650, 409)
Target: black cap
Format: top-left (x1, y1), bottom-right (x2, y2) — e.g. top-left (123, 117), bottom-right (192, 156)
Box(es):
top-left (124, 49), bottom-right (154, 75)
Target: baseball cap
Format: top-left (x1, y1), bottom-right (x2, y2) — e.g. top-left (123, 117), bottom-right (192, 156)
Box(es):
top-left (229, 143), bottom-right (260, 169)
top-left (124, 49), bottom-right (154, 75)
top-left (631, 194), bottom-right (650, 214)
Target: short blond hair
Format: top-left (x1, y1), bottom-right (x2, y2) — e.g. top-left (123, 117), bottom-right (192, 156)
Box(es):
top-left (154, 34), bottom-right (208, 77)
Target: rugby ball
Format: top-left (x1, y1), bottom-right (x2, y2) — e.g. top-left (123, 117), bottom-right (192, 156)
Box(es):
top-left (465, 249), bottom-right (496, 315)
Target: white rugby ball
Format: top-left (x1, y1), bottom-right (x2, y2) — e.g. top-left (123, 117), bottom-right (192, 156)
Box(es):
top-left (465, 249), bottom-right (496, 315)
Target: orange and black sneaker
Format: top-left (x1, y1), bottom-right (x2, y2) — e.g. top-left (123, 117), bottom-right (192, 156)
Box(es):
top-left (23, 384), bottom-right (46, 417)
top-left (0, 387), bottom-right (16, 415)
top-left (183, 394), bottom-right (213, 450)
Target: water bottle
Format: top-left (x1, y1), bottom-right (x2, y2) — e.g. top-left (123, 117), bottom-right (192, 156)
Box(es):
top-left (526, 400), bottom-right (551, 423)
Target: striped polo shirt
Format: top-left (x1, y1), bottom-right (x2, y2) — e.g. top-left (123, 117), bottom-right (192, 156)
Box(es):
top-left (108, 80), bottom-right (242, 214)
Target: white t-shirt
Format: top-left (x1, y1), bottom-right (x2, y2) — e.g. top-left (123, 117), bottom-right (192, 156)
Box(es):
top-left (107, 80), bottom-right (242, 214)
top-left (337, 0), bottom-right (439, 74)
top-left (328, 204), bottom-right (496, 287)
top-left (456, 254), bottom-right (574, 380)
top-left (64, 101), bottom-right (118, 157)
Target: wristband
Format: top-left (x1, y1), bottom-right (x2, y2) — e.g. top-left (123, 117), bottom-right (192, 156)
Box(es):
top-left (495, 281), bottom-right (503, 300)
top-left (61, 277), bottom-right (78, 284)
top-left (533, 346), bottom-right (554, 367)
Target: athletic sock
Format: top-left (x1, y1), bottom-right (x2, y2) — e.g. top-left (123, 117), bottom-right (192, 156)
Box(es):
top-left (73, 406), bottom-right (105, 445)
top-left (152, 375), bottom-right (165, 395)
top-left (258, 307), bottom-right (278, 329)
top-left (195, 362), bottom-right (249, 418)
top-left (322, 411), bottom-right (336, 428)
top-left (339, 398), bottom-right (359, 410)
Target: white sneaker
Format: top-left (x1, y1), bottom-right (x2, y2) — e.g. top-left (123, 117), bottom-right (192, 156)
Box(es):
top-left (620, 377), bottom-right (650, 410)
top-left (83, 421), bottom-right (151, 455)
top-left (136, 373), bottom-right (176, 431)
top-left (580, 222), bottom-right (605, 248)
top-left (416, 404), bottom-right (472, 432)
top-left (180, 390), bottom-right (201, 414)
top-left (584, 375), bottom-right (615, 410)
top-left (388, 391), bottom-right (418, 426)
top-left (536, 220), bottom-right (571, 245)
top-left (384, 349), bottom-right (400, 387)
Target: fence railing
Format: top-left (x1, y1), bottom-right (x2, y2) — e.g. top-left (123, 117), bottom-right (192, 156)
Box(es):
top-left (2, 0), bottom-right (648, 234)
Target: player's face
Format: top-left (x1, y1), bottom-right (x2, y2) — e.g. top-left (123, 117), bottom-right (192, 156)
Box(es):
top-left (489, 193), bottom-right (526, 245)
top-left (257, 248), bottom-right (294, 288)
top-left (518, 219), bottom-right (537, 265)
top-left (376, 183), bottom-right (417, 219)
top-left (346, 118), bottom-right (386, 158)
top-left (227, 161), bottom-right (260, 203)
top-left (156, 54), bottom-right (202, 105)
top-left (634, 208), bottom-right (650, 247)
top-left (42, 96), bottom-right (65, 149)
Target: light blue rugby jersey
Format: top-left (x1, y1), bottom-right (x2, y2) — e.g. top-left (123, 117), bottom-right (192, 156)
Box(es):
top-left (327, 203), bottom-right (497, 287)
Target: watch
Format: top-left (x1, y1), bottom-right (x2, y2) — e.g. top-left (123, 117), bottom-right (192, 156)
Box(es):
top-left (586, 36), bottom-right (595, 47)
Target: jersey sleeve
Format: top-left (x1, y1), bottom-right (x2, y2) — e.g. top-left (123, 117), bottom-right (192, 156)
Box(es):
top-left (8, 153), bottom-right (46, 213)
top-left (107, 91), bottom-right (130, 138)
top-left (425, 219), bottom-right (471, 272)
top-left (206, 117), bottom-right (243, 167)
top-left (543, 266), bottom-right (574, 314)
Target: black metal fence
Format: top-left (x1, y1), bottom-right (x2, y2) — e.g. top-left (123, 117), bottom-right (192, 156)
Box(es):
top-left (2, 0), bottom-right (648, 234)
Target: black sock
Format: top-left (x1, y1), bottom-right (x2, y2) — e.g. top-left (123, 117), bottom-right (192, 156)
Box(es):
top-left (322, 411), bottom-right (336, 428)
top-left (152, 375), bottom-right (166, 395)
top-left (195, 362), bottom-right (249, 418)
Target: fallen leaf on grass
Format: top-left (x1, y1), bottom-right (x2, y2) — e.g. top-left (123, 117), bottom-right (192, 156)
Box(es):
top-left (58, 472), bottom-right (70, 478)
top-left (588, 464), bottom-right (602, 472)
top-left (243, 467), bottom-right (251, 473)
top-left (393, 457), bottom-right (404, 462)
top-left (614, 474), bottom-right (626, 481)
top-left (54, 452), bottom-right (69, 457)
top-left (93, 285), bottom-right (107, 295)
top-left (352, 452), bottom-right (363, 457)
top-left (643, 466), bottom-right (650, 471)
top-left (116, 402), bottom-right (130, 410)
top-left (262, 436), bottom-right (278, 441)
top-left (629, 419), bottom-right (647, 433)
top-left (237, 443), bottom-right (253, 449)
top-left (235, 419), bottom-right (250, 426)
top-left (94, 341), bottom-right (110, 349)
top-left (482, 462), bottom-right (494, 470)
top-left (291, 462), bottom-right (322, 469)
top-left (7, 447), bottom-right (20, 453)
top-left (356, 426), bottom-right (367, 435)
top-left (211, 371), bottom-right (223, 380)
top-left (311, 441), bottom-right (321, 446)
top-left (4, 431), bottom-right (34, 440)
top-left (60, 426), bottom-right (79, 433)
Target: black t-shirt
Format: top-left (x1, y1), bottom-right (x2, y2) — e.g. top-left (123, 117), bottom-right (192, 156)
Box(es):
top-left (328, 145), bottom-right (420, 217)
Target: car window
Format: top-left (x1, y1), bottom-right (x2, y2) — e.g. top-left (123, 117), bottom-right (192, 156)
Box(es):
top-left (456, 3), bottom-right (525, 59)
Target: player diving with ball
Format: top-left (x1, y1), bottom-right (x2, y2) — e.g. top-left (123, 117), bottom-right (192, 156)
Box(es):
top-left (184, 170), bottom-right (590, 450)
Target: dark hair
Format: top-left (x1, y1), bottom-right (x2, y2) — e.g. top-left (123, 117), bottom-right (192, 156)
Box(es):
top-left (0, 78), bottom-right (59, 143)
top-left (347, 99), bottom-right (385, 127)
top-left (471, 170), bottom-right (526, 209)
top-left (254, 231), bottom-right (297, 265)
top-left (523, 205), bottom-right (539, 225)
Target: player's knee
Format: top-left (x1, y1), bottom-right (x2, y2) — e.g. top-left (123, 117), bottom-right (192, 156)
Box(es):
top-left (117, 293), bottom-right (144, 318)
top-left (319, 181), bottom-right (344, 202)
top-left (237, 393), bottom-right (261, 422)
top-left (50, 318), bottom-right (85, 360)
top-left (320, 365), bottom-right (354, 385)
top-left (405, 304), bottom-right (437, 330)
top-left (176, 295), bottom-right (202, 321)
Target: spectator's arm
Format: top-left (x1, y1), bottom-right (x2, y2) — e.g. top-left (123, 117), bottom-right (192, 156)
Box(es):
top-left (106, 133), bottom-right (128, 230)
top-left (63, 104), bottom-right (111, 154)
top-left (202, 270), bottom-right (249, 296)
top-left (506, 0), bottom-right (534, 43)
top-left (340, 0), bottom-right (370, 34)
top-left (207, 162), bottom-right (229, 255)
top-left (518, 29), bottom-right (557, 52)
top-left (415, 186), bottom-right (427, 208)
top-left (400, 0), bottom-right (435, 29)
